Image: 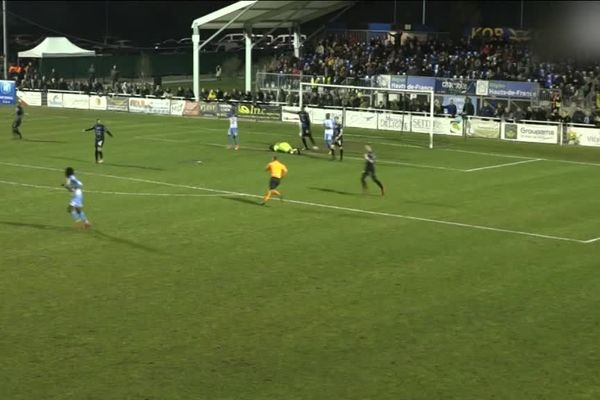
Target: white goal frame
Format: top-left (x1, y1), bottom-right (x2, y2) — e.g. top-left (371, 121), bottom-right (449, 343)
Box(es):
top-left (299, 82), bottom-right (435, 149)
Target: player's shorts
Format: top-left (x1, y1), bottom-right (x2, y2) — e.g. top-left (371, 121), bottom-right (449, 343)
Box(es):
top-left (324, 134), bottom-right (333, 148)
top-left (363, 167), bottom-right (376, 177)
top-left (228, 127), bottom-right (238, 136)
top-left (269, 177), bottom-right (281, 190)
top-left (95, 140), bottom-right (104, 149)
top-left (70, 190), bottom-right (84, 208)
top-left (12, 119), bottom-right (21, 129)
top-left (333, 137), bottom-right (343, 147)
top-left (301, 126), bottom-right (311, 136)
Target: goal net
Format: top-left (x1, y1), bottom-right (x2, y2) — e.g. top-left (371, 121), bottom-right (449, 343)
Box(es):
top-left (298, 82), bottom-right (435, 149)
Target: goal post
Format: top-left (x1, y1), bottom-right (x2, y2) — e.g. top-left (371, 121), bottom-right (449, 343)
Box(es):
top-left (299, 82), bottom-right (435, 149)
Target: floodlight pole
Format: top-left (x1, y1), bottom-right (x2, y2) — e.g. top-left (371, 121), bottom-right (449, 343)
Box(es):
top-left (422, 0), bottom-right (426, 26)
top-left (520, 0), bottom-right (524, 29)
top-left (3, 0), bottom-right (7, 80)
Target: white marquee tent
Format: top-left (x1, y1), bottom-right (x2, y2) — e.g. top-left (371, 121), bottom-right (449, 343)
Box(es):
top-left (18, 37), bottom-right (95, 58)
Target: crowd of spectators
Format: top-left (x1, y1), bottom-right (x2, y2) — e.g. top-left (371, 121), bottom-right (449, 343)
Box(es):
top-left (11, 33), bottom-right (600, 125)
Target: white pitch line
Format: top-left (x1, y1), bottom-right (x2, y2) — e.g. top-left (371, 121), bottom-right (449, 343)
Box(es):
top-left (1, 161), bottom-right (597, 244)
top-left (582, 237), bottom-right (600, 244)
top-left (0, 179), bottom-right (241, 197)
top-left (465, 158), bottom-right (543, 172)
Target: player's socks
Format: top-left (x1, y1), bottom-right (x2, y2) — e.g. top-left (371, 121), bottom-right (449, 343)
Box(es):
top-left (301, 137), bottom-right (308, 149)
top-left (331, 149), bottom-right (335, 159)
top-left (340, 149), bottom-right (343, 161)
top-left (95, 150), bottom-right (99, 162)
top-left (70, 210), bottom-right (80, 221)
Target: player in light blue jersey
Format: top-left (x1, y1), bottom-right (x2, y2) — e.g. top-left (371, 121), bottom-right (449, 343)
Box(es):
top-left (227, 111), bottom-right (240, 150)
top-left (323, 113), bottom-right (335, 158)
top-left (62, 167), bottom-right (91, 228)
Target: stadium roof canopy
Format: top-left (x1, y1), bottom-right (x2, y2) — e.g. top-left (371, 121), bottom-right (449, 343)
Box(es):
top-left (190, 0), bottom-right (355, 98)
top-left (191, 0), bottom-right (353, 30)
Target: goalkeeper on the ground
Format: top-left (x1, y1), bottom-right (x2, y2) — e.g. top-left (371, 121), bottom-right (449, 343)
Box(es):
top-left (269, 142), bottom-right (302, 155)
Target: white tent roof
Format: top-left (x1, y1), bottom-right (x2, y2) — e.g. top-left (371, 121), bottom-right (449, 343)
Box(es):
top-left (18, 37), bottom-right (95, 58)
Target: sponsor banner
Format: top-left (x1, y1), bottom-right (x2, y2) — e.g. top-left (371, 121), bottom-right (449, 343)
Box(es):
top-left (170, 99), bottom-right (185, 116)
top-left (47, 92), bottom-right (64, 108)
top-left (487, 80), bottom-right (538, 98)
top-left (183, 101), bottom-right (200, 116)
top-left (476, 80), bottom-right (489, 96)
top-left (376, 75), bottom-right (391, 89)
top-left (199, 101), bottom-right (218, 117)
top-left (282, 106), bottom-right (300, 122)
top-left (236, 102), bottom-right (280, 120)
top-left (412, 115), bottom-right (463, 136)
top-left (390, 75), bottom-right (407, 89)
top-left (63, 93), bottom-right (90, 110)
top-left (128, 97), bottom-right (170, 114)
top-left (16, 90), bottom-right (42, 106)
top-left (502, 122), bottom-right (558, 144)
top-left (391, 75), bottom-right (435, 91)
top-left (107, 97), bottom-right (129, 111)
top-left (305, 107), bottom-right (343, 124)
top-left (565, 125), bottom-right (600, 147)
top-left (217, 103), bottom-right (233, 118)
top-left (468, 27), bottom-right (532, 42)
top-left (1, 80), bottom-right (17, 104)
top-left (378, 112), bottom-right (411, 132)
top-left (345, 110), bottom-right (378, 129)
top-left (467, 118), bottom-right (501, 138)
top-left (435, 78), bottom-right (476, 95)
top-left (89, 95), bottom-right (107, 111)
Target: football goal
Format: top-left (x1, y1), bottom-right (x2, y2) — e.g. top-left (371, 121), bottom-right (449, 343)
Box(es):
top-left (298, 82), bottom-right (435, 149)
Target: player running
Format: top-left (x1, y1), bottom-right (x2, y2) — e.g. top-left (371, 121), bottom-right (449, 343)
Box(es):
top-left (261, 156), bottom-right (288, 205)
top-left (12, 100), bottom-right (24, 139)
top-left (331, 116), bottom-right (344, 161)
top-left (361, 145), bottom-right (384, 196)
top-left (227, 111), bottom-right (240, 150)
top-left (323, 113), bottom-right (335, 158)
top-left (298, 106), bottom-right (317, 150)
top-left (83, 119), bottom-right (113, 164)
top-left (62, 167), bottom-right (91, 228)
top-left (268, 141), bottom-right (301, 155)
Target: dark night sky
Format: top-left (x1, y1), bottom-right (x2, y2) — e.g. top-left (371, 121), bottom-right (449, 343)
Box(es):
top-left (3, 1), bottom-right (568, 46)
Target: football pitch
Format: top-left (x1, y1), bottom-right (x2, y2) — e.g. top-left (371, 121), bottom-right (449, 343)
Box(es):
top-left (1, 106), bottom-right (599, 400)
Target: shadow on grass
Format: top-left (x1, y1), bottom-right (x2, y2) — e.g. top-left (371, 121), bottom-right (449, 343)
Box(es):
top-left (223, 196), bottom-right (263, 206)
top-left (104, 163), bottom-right (164, 171)
top-left (44, 156), bottom-right (164, 171)
top-left (308, 187), bottom-right (356, 196)
top-left (92, 229), bottom-right (163, 254)
top-left (0, 220), bottom-right (163, 255)
top-left (23, 138), bottom-right (67, 143)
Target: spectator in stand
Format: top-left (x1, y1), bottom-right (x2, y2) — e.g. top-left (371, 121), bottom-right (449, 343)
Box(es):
top-left (88, 64), bottom-right (96, 84)
top-left (571, 107), bottom-right (587, 124)
top-left (216, 88), bottom-right (224, 101)
top-left (215, 65), bottom-right (222, 81)
top-left (176, 86), bottom-right (184, 97)
top-left (462, 97), bottom-right (475, 116)
top-left (50, 68), bottom-right (58, 82)
top-left (444, 99), bottom-right (457, 117)
top-left (184, 87), bottom-right (194, 99)
top-left (479, 100), bottom-right (495, 117)
top-left (110, 65), bottom-right (120, 88)
top-left (207, 89), bottom-right (217, 101)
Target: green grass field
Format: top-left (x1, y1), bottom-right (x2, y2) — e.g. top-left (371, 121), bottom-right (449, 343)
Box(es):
top-left (1, 106), bottom-right (599, 400)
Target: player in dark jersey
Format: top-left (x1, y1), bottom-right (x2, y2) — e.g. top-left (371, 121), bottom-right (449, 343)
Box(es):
top-left (12, 101), bottom-right (24, 139)
top-left (83, 119), bottom-right (113, 163)
top-left (361, 145), bottom-right (384, 196)
top-left (331, 116), bottom-right (344, 161)
top-left (298, 106), bottom-right (317, 150)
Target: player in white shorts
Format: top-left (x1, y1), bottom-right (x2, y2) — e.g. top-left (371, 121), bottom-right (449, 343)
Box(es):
top-left (63, 167), bottom-right (91, 228)
top-left (323, 113), bottom-right (335, 157)
top-left (228, 111), bottom-right (239, 150)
